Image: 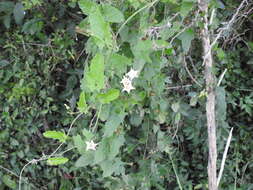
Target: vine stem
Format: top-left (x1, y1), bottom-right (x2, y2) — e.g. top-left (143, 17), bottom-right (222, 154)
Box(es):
top-left (115, 0), bottom-right (160, 38)
top-left (18, 112), bottom-right (83, 190)
top-left (92, 104), bottom-right (102, 133)
top-left (168, 151), bottom-right (183, 190)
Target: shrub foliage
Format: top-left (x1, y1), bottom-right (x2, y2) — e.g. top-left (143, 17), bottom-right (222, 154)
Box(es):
top-left (0, 0), bottom-right (252, 189)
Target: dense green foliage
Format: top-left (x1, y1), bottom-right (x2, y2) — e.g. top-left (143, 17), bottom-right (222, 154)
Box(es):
top-left (0, 0), bottom-right (252, 189)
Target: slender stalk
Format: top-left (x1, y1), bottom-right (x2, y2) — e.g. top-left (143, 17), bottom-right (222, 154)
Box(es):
top-left (168, 151), bottom-right (183, 190)
top-left (116, 0), bottom-right (160, 38)
top-left (92, 104), bottom-right (102, 133)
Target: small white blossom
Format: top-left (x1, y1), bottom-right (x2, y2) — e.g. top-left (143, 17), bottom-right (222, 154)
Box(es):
top-left (126, 68), bottom-right (139, 80)
top-left (121, 76), bottom-right (135, 93)
top-left (122, 82), bottom-right (135, 93)
top-left (86, 140), bottom-right (98, 151)
top-left (120, 76), bottom-right (132, 86)
top-left (120, 68), bottom-right (140, 94)
top-left (167, 21), bottom-right (172, 28)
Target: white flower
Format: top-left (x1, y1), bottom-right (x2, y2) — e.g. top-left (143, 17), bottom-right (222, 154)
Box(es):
top-left (122, 82), bottom-right (135, 93)
top-left (167, 21), bottom-right (172, 28)
top-left (86, 140), bottom-right (98, 151)
top-left (126, 68), bottom-right (139, 80)
top-left (120, 76), bottom-right (132, 86)
top-left (120, 68), bottom-right (140, 93)
top-left (121, 76), bottom-right (135, 93)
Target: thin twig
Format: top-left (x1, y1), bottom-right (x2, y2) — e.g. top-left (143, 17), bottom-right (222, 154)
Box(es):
top-left (187, 56), bottom-right (198, 73)
top-left (54, 146), bottom-right (76, 157)
top-left (168, 150), bottom-right (183, 190)
top-left (217, 68), bottom-right (227, 87)
top-left (183, 56), bottom-right (202, 87)
top-left (203, 0), bottom-right (249, 61)
top-left (92, 104), bottom-right (102, 133)
top-left (116, 0), bottom-right (160, 38)
top-left (211, 0), bottom-right (248, 48)
top-left (217, 127), bottom-right (234, 186)
top-left (169, 10), bottom-right (200, 45)
top-left (172, 122), bottom-right (179, 140)
top-left (165, 84), bottom-right (192, 89)
top-left (0, 165), bottom-right (21, 179)
top-left (143, 119), bottom-right (150, 159)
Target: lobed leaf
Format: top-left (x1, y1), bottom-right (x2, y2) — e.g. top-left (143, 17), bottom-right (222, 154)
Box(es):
top-left (43, 131), bottom-right (67, 142)
top-left (97, 88), bottom-right (120, 104)
top-left (77, 91), bottom-right (88, 113)
top-left (102, 4), bottom-right (124, 23)
top-left (84, 53), bottom-right (105, 92)
top-left (47, 157), bottom-right (69, 165)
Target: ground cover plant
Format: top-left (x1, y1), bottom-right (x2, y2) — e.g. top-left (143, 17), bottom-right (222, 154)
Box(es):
top-left (0, 0), bottom-right (253, 189)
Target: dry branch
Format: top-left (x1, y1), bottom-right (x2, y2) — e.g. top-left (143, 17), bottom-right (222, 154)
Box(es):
top-left (198, 0), bottom-right (217, 189)
top-left (217, 127), bottom-right (234, 187)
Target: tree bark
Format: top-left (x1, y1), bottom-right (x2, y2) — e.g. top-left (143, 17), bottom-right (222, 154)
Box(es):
top-left (198, 0), bottom-right (217, 190)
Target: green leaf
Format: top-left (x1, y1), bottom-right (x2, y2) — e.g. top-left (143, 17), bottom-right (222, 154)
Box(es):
top-left (104, 111), bottom-right (125, 137)
top-left (43, 131), bottom-right (67, 142)
top-left (2, 175), bottom-right (16, 189)
top-left (73, 135), bottom-right (85, 154)
top-left (82, 128), bottom-right (94, 140)
top-left (101, 4), bottom-right (124, 23)
top-left (22, 18), bottom-right (43, 34)
top-left (190, 93), bottom-right (198, 106)
top-left (108, 53), bottom-right (131, 77)
top-left (100, 158), bottom-right (124, 177)
top-left (89, 6), bottom-right (113, 48)
top-left (161, 21), bottom-right (181, 40)
top-left (216, 48), bottom-right (226, 60)
top-left (3, 15), bottom-right (11, 29)
top-left (13, 3), bottom-right (25, 25)
top-left (99, 104), bottom-right (111, 121)
top-left (108, 134), bottom-right (125, 160)
top-left (216, 87), bottom-right (227, 121)
top-left (178, 28), bottom-right (195, 53)
top-left (78, 0), bottom-right (97, 15)
top-left (47, 157), bottom-right (69, 165)
top-left (77, 92), bottom-right (88, 113)
top-left (76, 18), bottom-right (90, 36)
top-left (0, 60), bottom-right (10, 67)
top-left (83, 53), bottom-right (105, 92)
top-left (248, 42), bottom-right (253, 52)
top-left (75, 153), bottom-right (94, 167)
top-left (132, 40), bottom-right (153, 63)
top-left (154, 40), bottom-right (169, 49)
top-left (94, 138), bottom-right (110, 163)
top-left (180, 1), bottom-right (194, 17)
top-left (59, 179), bottom-right (74, 190)
top-left (194, 184), bottom-right (203, 189)
top-left (175, 112), bottom-right (181, 124)
top-left (0, 1), bottom-right (14, 12)
top-left (97, 89), bottom-right (120, 104)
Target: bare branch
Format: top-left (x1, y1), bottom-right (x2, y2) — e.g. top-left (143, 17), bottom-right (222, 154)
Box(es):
top-left (203, 0), bottom-right (250, 61)
top-left (211, 0), bottom-right (249, 48)
top-left (199, 0), bottom-right (217, 189)
top-left (183, 56), bottom-right (202, 87)
top-left (217, 128), bottom-right (234, 186)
